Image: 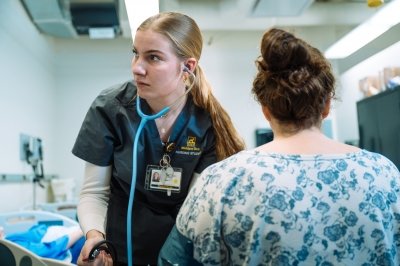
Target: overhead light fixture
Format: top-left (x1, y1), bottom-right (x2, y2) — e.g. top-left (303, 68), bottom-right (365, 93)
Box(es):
top-left (88, 27), bottom-right (115, 39)
top-left (250, 0), bottom-right (313, 17)
top-left (124, 0), bottom-right (159, 41)
top-left (325, 0), bottom-right (400, 59)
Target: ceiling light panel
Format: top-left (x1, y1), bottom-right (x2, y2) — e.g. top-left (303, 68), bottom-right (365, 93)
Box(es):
top-left (250, 0), bottom-right (314, 17)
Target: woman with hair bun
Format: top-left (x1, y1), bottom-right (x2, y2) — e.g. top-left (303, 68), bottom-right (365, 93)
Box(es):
top-left (159, 28), bottom-right (400, 265)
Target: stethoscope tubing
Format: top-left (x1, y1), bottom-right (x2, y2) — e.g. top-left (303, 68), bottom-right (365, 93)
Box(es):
top-left (127, 96), bottom-right (169, 266)
top-left (127, 71), bottom-right (195, 266)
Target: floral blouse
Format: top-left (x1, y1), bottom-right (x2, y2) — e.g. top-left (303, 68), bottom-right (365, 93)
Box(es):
top-left (174, 149), bottom-right (400, 265)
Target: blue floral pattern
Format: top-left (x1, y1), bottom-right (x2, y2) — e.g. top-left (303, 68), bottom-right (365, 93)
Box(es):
top-left (176, 149), bottom-right (400, 265)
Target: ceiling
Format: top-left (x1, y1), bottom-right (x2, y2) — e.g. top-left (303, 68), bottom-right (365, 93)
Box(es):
top-left (19, 0), bottom-right (397, 73)
top-left (145, 0), bottom-right (383, 33)
top-left (21, 0), bottom-right (389, 39)
top-left (159, 0), bottom-right (374, 29)
top-left (154, 0), bottom-right (397, 73)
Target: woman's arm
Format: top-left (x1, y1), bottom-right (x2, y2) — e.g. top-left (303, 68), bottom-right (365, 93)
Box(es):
top-left (77, 162), bottom-right (111, 238)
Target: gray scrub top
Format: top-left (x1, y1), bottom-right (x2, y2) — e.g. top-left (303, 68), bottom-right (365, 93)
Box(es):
top-left (72, 81), bottom-right (217, 264)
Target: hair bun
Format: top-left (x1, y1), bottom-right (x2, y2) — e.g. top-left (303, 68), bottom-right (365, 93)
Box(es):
top-left (261, 29), bottom-right (310, 74)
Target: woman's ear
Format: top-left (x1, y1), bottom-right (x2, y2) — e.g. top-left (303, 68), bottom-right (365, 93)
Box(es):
top-left (322, 98), bottom-right (331, 119)
top-left (262, 105), bottom-right (272, 122)
top-left (183, 58), bottom-right (197, 73)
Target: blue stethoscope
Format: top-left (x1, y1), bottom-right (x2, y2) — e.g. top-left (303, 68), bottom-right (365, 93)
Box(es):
top-left (126, 68), bottom-right (195, 266)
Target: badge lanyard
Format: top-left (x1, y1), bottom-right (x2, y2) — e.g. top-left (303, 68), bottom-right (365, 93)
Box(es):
top-left (159, 142), bottom-right (178, 196)
top-left (160, 143), bottom-right (176, 178)
top-left (127, 69), bottom-right (195, 266)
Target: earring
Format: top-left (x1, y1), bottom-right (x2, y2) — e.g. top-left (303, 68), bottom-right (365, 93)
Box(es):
top-left (182, 75), bottom-right (188, 86)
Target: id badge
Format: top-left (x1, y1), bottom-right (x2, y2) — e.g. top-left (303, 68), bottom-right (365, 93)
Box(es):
top-left (145, 165), bottom-right (183, 196)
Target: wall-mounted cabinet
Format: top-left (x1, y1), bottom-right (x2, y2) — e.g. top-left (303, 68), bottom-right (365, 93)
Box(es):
top-left (357, 87), bottom-right (400, 168)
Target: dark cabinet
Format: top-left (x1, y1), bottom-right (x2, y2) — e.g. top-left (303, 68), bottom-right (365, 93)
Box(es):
top-left (255, 128), bottom-right (274, 146)
top-left (357, 87), bottom-right (400, 168)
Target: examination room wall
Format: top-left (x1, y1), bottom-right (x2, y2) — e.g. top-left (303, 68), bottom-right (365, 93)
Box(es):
top-left (53, 38), bottom-right (133, 192)
top-left (0, 0), bottom-right (56, 211)
top-left (1, 0), bottom-right (400, 213)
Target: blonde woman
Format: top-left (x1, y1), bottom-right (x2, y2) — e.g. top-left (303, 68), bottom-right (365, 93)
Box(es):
top-left (72, 12), bottom-right (245, 266)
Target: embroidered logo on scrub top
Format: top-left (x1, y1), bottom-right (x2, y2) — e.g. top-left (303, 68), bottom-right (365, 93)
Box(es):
top-left (187, 136), bottom-right (196, 147)
top-left (175, 136), bottom-right (202, 156)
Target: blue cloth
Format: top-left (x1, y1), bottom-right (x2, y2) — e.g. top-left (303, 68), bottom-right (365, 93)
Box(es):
top-left (70, 236), bottom-right (85, 264)
top-left (6, 224), bottom-right (69, 260)
top-left (162, 149), bottom-right (400, 265)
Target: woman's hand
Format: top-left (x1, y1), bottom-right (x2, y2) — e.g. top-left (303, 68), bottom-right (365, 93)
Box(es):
top-left (77, 230), bottom-right (114, 266)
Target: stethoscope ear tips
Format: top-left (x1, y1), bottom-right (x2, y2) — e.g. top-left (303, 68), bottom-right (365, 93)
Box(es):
top-left (183, 65), bottom-right (196, 79)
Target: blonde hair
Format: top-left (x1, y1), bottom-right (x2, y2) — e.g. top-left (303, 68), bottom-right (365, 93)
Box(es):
top-left (138, 12), bottom-right (245, 160)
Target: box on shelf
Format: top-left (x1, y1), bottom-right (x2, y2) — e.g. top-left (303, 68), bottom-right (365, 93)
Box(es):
top-left (358, 75), bottom-right (381, 97)
top-left (359, 66), bottom-right (400, 98)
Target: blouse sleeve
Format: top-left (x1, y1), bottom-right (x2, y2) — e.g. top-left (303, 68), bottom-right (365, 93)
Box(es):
top-left (157, 225), bottom-right (202, 266)
top-left (77, 162), bottom-right (111, 236)
top-left (158, 168), bottom-right (218, 265)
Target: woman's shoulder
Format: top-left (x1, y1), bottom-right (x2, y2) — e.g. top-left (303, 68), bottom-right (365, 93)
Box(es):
top-left (201, 150), bottom-right (252, 176)
top-left (97, 80), bottom-right (137, 105)
top-left (187, 96), bottom-right (209, 118)
top-left (357, 149), bottom-right (399, 173)
top-left (181, 95), bottom-right (213, 132)
top-left (92, 81), bottom-right (136, 108)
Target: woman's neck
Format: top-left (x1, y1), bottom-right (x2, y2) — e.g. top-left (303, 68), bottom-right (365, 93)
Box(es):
top-left (257, 127), bottom-right (360, 155)
top-left (154, 96), bottom-right (187, 142)
top-left (147, 85), bottom-right (187, 114)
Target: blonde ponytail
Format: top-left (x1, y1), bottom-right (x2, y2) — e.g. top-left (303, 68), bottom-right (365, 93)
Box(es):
top-left (139, 12), bottom-right (245, 160)
top-left (191, 66), bottom-right (245, 160)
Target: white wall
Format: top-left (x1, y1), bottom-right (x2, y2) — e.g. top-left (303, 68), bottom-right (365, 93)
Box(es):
top-left (53, 38), bottom-right (132, 187)
top-left (0, 0), bottom-right (55, 211)
top-left (201, 31), bottom-right (265, 147)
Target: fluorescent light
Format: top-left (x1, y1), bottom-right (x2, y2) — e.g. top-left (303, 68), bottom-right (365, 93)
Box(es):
top-left (251, 0), bottom-right (313, 17)
top-left (124, 0), bottom-right (159, 41)
top-left (88, 28), bottom-right (115, 39)
top-left (325, 0), bottom-right (400, 59)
